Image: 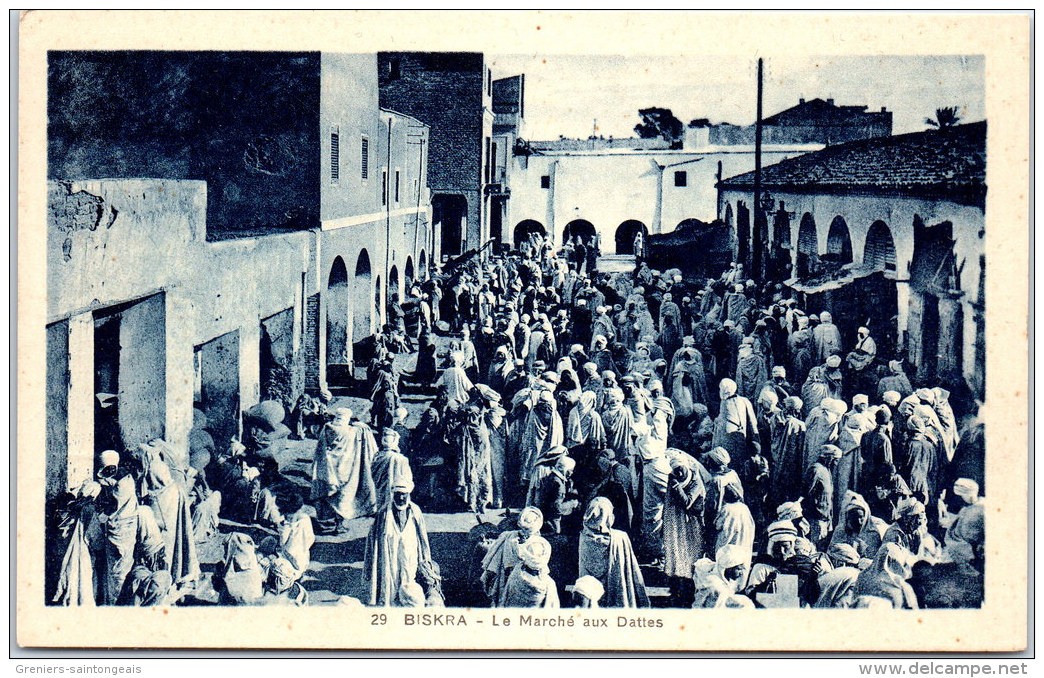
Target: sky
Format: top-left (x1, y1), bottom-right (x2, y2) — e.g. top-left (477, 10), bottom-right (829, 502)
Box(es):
top-left (487, 54), bottom-right (985, 141)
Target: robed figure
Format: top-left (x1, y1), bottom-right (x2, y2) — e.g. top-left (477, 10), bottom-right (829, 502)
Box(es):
top-left (364, 466), bottom-right (443, 607)
top-left (578, 497), bottom-right (650, 608)
top-left (311, 409), bottom-right (378, 532)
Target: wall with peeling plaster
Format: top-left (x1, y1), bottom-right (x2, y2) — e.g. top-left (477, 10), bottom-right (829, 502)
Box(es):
top-left (46, 179), bottom-right (313, 490)
top-left (48, 51), bottom-right (322, 239)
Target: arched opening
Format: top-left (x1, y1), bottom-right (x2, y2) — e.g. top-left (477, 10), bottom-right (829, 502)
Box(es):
top-left (863, 220), bottom-right (897, 272)
top-left (615, 219), bottom-right (648, 255)
top-left (389, 266), bottom-right (400, 305)
top-left (374, 275), bottom-right (383, 330)
top-left (736, 203), bottom-right (751, 269)
top-left (796, 213), bottom-right (818, 277)
top-left (724, 203), bottom-right (734, 227)
top-left (514, 219), bottom-right (546, 249)
top-left (769, 203), bottom-right (793, 280)
top-left (854, 220), bottom-right (900, 364)
top-left (326, 257), bottom-right (350, 370)
top-left (432, 193), bottom-right (468, 259)
top-left (405, 257), bottom-right (415, 293)
top-left (563, 219), bottom-right (596, 247)
top-left (419, 250), bottom-right (428, 280)
top-left (352, 250), bottom-right (373, 361)
top-left (825, 216), bottom-right (854, 265)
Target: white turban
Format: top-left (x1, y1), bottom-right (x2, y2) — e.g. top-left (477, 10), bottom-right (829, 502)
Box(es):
top-left (99, 450), bottom-right (120, 469)
top-left (573, 576), bottom-right (605, 602)
top-left (953, 478), bottom-right (979, 500)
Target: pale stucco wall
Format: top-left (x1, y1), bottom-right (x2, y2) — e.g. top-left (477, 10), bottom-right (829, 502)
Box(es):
top-left (48, 178), bottom-right (313, 488)
top-left (509, 148), bottom-right (810, 251)
top-left (720, 188), bottom-right (986, 395)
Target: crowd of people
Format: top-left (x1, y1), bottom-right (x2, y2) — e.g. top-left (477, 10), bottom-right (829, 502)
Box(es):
top-left (47, 233), bottom-right (986, 610)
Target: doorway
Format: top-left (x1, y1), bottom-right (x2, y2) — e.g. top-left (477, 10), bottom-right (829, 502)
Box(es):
top-left (261, 307), bottom-right (296, 408)
top-left (615, 220), bottom-right (648, 255)
top-left (92, 292), bottom-right (167, 457)
top-left (195, 330), bottom-right (240, 452)
top-left (432, 194), bottom-right (468, 259)
top-left (920, 294), bottom-right (941, 383)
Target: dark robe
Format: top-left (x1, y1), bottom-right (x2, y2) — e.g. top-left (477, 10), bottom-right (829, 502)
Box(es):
top-left (446, 404), bottom-right (494, 512)
top-left (803, 462), bottom-right (834, 548)
top-left (578, 528), bottom-right (650, 608)
top-left (859, 427), bottom-right (895, 498)
top-left (412, 330), bottom-right (438, 383)
top-left (904, 433), bottom-right (939, 507)
top-left (772, 416), bottom-right (807, 506)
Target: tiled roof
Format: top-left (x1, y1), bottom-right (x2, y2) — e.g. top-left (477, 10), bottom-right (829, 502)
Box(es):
top-left (719, 121), bottom-right (986, 205)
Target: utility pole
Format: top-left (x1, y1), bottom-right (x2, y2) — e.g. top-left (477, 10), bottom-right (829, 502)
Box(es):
top-left (753, 57), bottom-right (765, 281)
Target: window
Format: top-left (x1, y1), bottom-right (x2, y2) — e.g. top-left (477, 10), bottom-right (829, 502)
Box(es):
top-left (389, 58), bottom-right (401, 80)
top-left (487, 69), bottom-right (492, 95)
top-left (394, 170), bottom-right (400, 203)
top-left (382, 170), bottom-right (388, 206)
top-left (361, 137), bottom-right (369, 179)
top-left (490, 142), bottom-right (497, 182)
top-left (540, 175), bottom-right (550, 189)
top-left (483, 137), bottom-right (492, 183)
top-left (674, 171), bottom-right (687, 187)
top-left (330, 129), bottom-right (339, 183)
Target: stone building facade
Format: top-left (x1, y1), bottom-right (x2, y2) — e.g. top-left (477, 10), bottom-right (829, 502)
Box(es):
top-left (45, 51), bottom-right (431, 500)
top-left (719, 122), bottom-right (986, 406)
top-left (377, 52), bottom-right (517, 260)
top-left (707, 97), bottom-right (893, 147)
top-left (508, 144), bottom-right (818, 256)
top-left (490, 74), bottom-right (525, 251)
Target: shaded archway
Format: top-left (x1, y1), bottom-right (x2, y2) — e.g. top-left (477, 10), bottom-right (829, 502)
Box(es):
top-left (769, 204), bottom-right (793, 280)
top-left (514, 219), bottom-right (546, 249)
top-left (736, 203), bottom-right (751, 269)
top-left (563, 219), bottom-right (596, 246)
top-left (855, 219), bottom-right (900, 363)
top-left (326, 256), bottom-right (350, 368)
top-left (863, 220), bottom-right (897, 272)
top-left (615, 219), bottom-right (648, 255)
top-left (826, 216), bottom-right (853, 265)
top-left (389, 266), bottom-right (400, 305)
top-left (796, 213), bottom-right (818, 277)
top-left (374, 275), bottom-right (383, 330)
top-left (405, 257), bottom-right (415, 292)
top-left (352, 250), bottom-right (373, 357)
top-left (419, 250), bottom-right (428, 280)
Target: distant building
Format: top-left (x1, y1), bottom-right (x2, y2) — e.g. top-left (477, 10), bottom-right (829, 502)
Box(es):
top-left (491, 74), bottom-right (526, 253)
top-left (707, 98), bottom-right (893, 147)
top-left (45, 51), bottom-right (432, 501)
top-left (529, 137), bottom-right (671, 153)
top-left (509, 141), bottom-right (819, 257)
top-left (378, 52), bottom-right (522, 260)
top-left (718, 121), bottom-right (985, 403)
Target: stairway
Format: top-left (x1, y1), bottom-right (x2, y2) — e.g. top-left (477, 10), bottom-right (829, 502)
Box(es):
top-left (596, 254), bottom-right (637, 274)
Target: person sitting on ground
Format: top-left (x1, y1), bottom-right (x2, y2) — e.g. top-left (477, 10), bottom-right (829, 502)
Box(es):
top-left (572, 575), bottom-right (605, 608)
top-left (501, 536), bottom-right (560, 608)
top-left (480, 507), bottom-right (546, 607)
